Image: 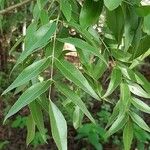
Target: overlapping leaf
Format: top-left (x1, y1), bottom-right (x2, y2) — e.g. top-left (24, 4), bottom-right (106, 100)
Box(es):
top-left (55, 59), bottom-right (99, 100)
top-left (2, 58), bottom-right (50, 95)
top-left (4, 80), bottom-right (52, 122)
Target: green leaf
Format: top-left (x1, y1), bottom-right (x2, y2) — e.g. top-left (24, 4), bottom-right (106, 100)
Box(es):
top-left (4, 80), bottom-right (52, 122)
top-left (26, 114), bottom-right (35, 145)
top-left (133, 35), bottom-right (150, 58)
top-left (128, 82), bottom-right (150, 99)
top-left (106, 112), bottom-right (127, 137)
top-left (58, 37), bottom-right (107, 65)
top-left (123, 5), bottom-right (139, 51)
top-left (2, 58), bottom-right (50, 95)
top-left (106, 101), bottom-right (120, 129)
top-left (79, 0), bottom-right (103, 28)
top-left (14, 22), bottom-right (56, 69)
top-left (143, 14), bottom-right (150, 35)
top-left (103, 67), bottom-right (122, 98)
top-left (130, 111), bottom-right (150, 133)
top-left (55, 82), bottom-right (95, 123)
top-left (135, 6), bottom-right (150, 17)
top-left (29, 101), bottom-right (47, 142)
top-left (120, 82), bottom-right (131, 111)
top-left (60, 0), bottom-right (72, 22)
top-left (123, 120), bottom-right (133, 150)
top-left (55, 59), bottom-right (99, 100)
top-left (131, 97), bottom-right (150, 114)
top-left (104, 0), bottom-right (122, 11)
top-left (49, 100), bottom-right (67, 150)
top-left (73, 106), bottom-right (83, 129)
top-left (106, 6), bottom-right (124, 42)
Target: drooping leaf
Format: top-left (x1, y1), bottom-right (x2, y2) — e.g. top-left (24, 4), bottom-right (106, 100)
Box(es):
top-left (123, 120), bottom-right (133, 150)
top-left (55, 59), bottom-right (99, 100)
top-left (106, 112), bottom-right (127, 137)
top-left (4, 80), bottom-right (52, 122)
top-left (106, 6), bottom-right (124, 43)
top-left (73, 106), bottom-right (83, 129)
top-left (123, 5), bottom-right (139, 51)
top-left (49, 100), bottom-right (67, 150)
top-left (131, 97), bottom-right (150, 114)
top-left (104, 0), bottom-right (122, 11)
top-left (58, 37), bottom-right (107, 65)
top-left (106, 101), bottom-right (120, 129)
top-left (128, 82), bottom-right (150, 99)
top-left (60, 0), bottom-right (72, 22)
top-left (103, 67), bottom-right (122, 98)
top-left (79, 0), bottom-right (103, 28)
top-left (55, 82), bottom-right (95, 123)
top-left (26, 114), bottom-right (35, 145)
top-left (14, 22), bottom-right (56, 69)
top-left (29, 101), bottom-right (47, 142)
top-left (130, 111), bottom-right (150, 133)
top-left (120, 82), bottom-right (131, 111)
top-left (2, 58), bottom-right (50, 95)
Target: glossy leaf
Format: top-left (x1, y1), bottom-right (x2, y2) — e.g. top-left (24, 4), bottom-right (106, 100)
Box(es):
top-left (135, 6), bottom-right (150, 17)
top-left (104, 0), bottom-right (122, 11)
top-left (103, 67), bottom-right (122, 98)
top-left (26, 115), bottom-right (35, 145)
top-left (2, 58), bottom-right (50, 95)
top-left (130, 111), bottom-right (150, 133)
top-left (49, 100), bottom-right (67, 150)
top-left (106, 112), bottom-right (127, 137)
top-left (4, 80), bottom-right (52, 122)
top-left (55, 59), bottom-right (99, 100)
top-left (123, 120), bottom-right (133, 150)
top-left (131, 97), bottom-right (150, 114)
top-left (58, 37), bottom-right (107, 65)
top-left (120, 82), bottom-right (131, 111)
top-left (60, 0), bottom-right (72, 22)
top-left (79, 0), bottom-right (103, 28)
top-left (55, 82), bottom-right (95, 123)
top-left (14, 22), bottom-right (56, 69)
top-left (128, 83), bottom-right (150, 99)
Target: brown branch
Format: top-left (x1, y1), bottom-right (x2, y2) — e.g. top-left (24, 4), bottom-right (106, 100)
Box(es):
top-left (0, 0), bottom-right (35, 15)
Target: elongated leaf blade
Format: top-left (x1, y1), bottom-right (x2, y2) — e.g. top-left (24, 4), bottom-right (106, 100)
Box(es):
top-left (131, 97), bottom-right (150, 114)
top-left (55, 82), bottom-right (95, 123)
top-left (130, 111), bottom-right (150, 132)
top-left (4, 80), bottom-right (52, 122)
top-left (49, 100), bottom-right (67, 150)
top-left (79, 0), bottom-right (103, 28)
top-left (55, 59), bottom-right (99, 100)
top-left (58, 37), bottom-right (107, 65)
top-left (120, 82), bottom-right (131, 111)
top-left (60, 0), bottom-right (72, 21)
top-left (2, 58), bottom-right (50, 95)
top-left (26, 114), bottom-right (35, 145)
top-left (106, 112), bottom-right (127, 137)
top-left (14, 22), bottom-right (56, 69)
top-left (123, 120), bottom-right (133, 150)
top-left (29, 101), bottom-right (47, 142)
top-left (128, 83), bottom-right (150, 99)
top-left (103, 67), bottom-right (122, 98)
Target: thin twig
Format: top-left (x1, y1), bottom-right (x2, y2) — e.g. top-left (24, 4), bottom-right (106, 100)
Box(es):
top-left (48, 13), bottom-right (60, 101)
top-left (0, 0), bottom-right (34, 15)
